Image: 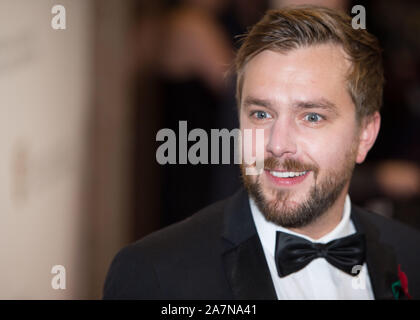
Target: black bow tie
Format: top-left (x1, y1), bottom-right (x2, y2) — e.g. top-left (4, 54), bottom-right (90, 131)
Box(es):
top-left (274, 231), bottom-right (366, 278)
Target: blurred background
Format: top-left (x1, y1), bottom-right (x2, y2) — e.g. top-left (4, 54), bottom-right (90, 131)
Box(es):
top-left (0, 0), bottom-right (419, 299)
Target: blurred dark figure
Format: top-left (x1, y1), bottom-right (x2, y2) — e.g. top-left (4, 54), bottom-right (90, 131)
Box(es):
top-left (156, 0), bottom-right (234, 227)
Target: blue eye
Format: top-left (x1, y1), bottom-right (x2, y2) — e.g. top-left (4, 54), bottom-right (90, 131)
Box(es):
top-left (252, 111), bottom-right (272, 119)
top-left (304, 113), bottom-right (323, 122)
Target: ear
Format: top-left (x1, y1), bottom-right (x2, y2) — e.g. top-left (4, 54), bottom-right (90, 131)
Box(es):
top-left (356, 112), bottom-right (381, 164)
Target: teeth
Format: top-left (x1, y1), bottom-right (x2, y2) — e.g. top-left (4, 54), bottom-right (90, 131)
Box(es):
top-left (269, 171), bottom-right (307, 178)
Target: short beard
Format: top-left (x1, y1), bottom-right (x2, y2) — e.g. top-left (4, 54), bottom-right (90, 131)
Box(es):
top-left (241, 150), bottom-right (356, 229)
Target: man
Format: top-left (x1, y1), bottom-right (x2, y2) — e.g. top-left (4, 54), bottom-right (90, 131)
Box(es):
top-left (103, 6), bottom-right (420, 299)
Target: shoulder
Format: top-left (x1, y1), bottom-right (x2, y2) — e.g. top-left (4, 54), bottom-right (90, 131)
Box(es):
top-left (353, 205), bottom-right (420, 244)
top-left (103, 196), bottom-right (230, 299)
top-left (132, 196), bottom-right (228, 255)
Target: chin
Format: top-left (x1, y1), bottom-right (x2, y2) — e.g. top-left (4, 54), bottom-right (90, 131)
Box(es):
top-left (264, 184), bottom-right (308, 203)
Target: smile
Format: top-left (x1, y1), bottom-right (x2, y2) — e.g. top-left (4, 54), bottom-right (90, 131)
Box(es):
top-left (265, 170), bottom-right (310, 186)
top-left (269, 170), bottom-right (308, 178)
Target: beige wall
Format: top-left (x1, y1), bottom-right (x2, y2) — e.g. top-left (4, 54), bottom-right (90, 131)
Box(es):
top-left (0, 0), bottom-right (93, 298)
top-left (88, 0), bottom-right (133, 299)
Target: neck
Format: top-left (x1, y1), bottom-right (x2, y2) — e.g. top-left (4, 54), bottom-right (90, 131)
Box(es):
top-left (288, 187), bottom-right (349, 240)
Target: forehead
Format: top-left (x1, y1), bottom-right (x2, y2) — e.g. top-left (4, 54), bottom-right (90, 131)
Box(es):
top-left (241, 44), bottom-right (354, 111)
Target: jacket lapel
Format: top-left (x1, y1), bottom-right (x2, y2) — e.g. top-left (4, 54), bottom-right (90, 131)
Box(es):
top-left (221, 189), bottom-right (277, 300)
top-left (351, 206), bottom-right (400, 300)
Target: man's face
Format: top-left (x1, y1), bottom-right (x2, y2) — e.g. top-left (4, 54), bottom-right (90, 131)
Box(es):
top-left (239, 44), bottom-right (371, 228)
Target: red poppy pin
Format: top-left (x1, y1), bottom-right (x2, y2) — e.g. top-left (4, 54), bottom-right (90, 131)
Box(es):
top-left (391, 265), bottom-right (412, 300)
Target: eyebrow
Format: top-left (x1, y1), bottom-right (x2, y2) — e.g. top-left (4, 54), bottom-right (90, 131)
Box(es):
top-left (292, 99), bottom-right (339, 114)
top-left (243, 96), bottom-right (339, 114)
top-left (243, 97), bottom-right (273, 109)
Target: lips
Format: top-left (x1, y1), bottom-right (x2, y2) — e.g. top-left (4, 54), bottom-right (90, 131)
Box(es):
top-left (265, 169), bottom-right (310, 186)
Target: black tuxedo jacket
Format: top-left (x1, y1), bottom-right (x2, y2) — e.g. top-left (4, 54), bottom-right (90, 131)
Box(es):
top-left (103, 188), bottom-right (420, 299)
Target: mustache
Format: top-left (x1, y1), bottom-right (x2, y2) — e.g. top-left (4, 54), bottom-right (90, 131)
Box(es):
top-left (264, 157), bottom-right (319, 174)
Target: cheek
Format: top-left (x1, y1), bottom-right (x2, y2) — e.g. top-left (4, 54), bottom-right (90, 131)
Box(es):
top-left (302, 131), bottom-right (356, 170)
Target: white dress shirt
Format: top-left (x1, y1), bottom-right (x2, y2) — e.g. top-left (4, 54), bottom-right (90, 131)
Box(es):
top-left (250, 195), bottom-right (375, 300)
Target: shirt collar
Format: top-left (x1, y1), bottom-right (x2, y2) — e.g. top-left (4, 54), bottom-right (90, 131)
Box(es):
top-left (250, 194), bottom-right (353, 258)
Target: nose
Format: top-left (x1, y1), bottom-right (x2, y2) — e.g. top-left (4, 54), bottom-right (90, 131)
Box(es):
top-left (266, 118), bottom-right (298, 158)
